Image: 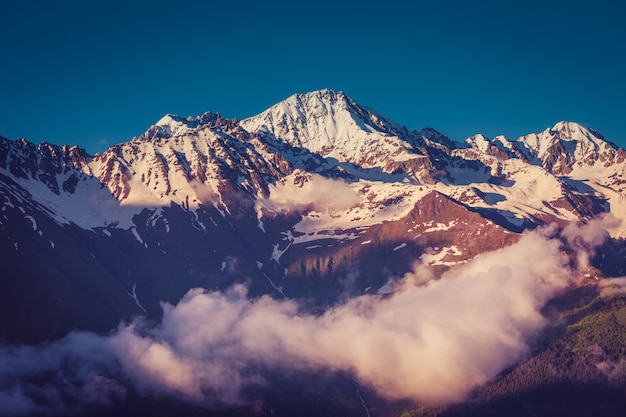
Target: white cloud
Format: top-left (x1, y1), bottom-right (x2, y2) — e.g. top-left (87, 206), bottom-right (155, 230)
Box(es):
top-left (261, 173), bottom-right (360, 213)
top-left (0, 332), bottom-right (125, 416)
top-left (104, 226), bottom-right (582, 404)
top-left (561, 213), bottom-right (618, 269)
top-left (0, 220), bottom-right (613, 414)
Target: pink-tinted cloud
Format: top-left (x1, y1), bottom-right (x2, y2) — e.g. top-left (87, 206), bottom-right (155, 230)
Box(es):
top-left (0, 219), bottom-right (614, 414)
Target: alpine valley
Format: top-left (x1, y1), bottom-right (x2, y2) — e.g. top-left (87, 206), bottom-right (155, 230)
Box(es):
top-left (1, 89), bottom-right (626, 416)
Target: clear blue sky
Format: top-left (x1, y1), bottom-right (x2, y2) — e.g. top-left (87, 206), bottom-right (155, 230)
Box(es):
top-left (1, 0), bottom-right (624, 154)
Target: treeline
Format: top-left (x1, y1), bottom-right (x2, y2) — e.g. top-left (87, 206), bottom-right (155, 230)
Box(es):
top-left (401, 290), bottom-right (626, 417)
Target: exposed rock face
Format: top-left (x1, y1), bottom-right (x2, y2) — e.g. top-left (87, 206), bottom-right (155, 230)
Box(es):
top-left (1, 90), bottom-right (625, 344)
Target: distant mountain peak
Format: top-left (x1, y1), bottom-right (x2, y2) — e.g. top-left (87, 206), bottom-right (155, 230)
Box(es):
top-left (153, 111), bottom-right (226, 130)
top-left (551, 120), bottom-right (599, 136)
top-left (465, 134), bottom-right (491, 151)
top-left (295, 88), bottom-right (346, 100)
top-left (155, 113), bottom-right (185, 126)
top-left (241, 90), bottom-right (434, 173)
top-left (140, 112), bottom-right (237, 143)
top-left (515, 121), bottom-right (622, 174)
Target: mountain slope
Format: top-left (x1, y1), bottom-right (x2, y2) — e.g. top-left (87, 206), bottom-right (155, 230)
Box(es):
top-left (2, 90), bottom-right (626, 344)
top-left (241, 89), bottom-right (448, 182)
top-left (0, 91), bottom-right (624, 331)
top-left (1, 89), bottom-right (626, 416)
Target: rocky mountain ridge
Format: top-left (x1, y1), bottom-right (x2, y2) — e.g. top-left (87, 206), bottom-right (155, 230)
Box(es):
top-left (1, 89), bottom-right (626, 345)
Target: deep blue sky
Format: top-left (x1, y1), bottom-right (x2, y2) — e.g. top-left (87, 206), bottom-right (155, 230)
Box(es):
top-left (1, 0), bottom-right (624, 154)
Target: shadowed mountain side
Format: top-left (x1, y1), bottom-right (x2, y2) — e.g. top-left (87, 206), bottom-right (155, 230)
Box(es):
top-left (279, 191), bottom-right (519, 302)
top-left (1, 90), bottom-right (626, 416)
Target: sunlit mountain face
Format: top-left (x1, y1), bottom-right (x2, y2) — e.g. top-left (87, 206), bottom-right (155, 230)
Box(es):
top-left (1, 90), bottom-right (625, 417)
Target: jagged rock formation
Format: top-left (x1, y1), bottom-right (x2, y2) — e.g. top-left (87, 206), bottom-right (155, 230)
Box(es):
top-left (1, 89), bottom-right (625, 344)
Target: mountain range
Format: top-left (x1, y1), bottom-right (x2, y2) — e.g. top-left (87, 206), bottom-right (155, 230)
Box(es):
top-left (1, 89), bottom-right (625, 416)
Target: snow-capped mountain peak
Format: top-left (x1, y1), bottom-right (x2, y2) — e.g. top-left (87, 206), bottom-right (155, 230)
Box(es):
top-left (465, 134), bottom-right (492, 152)
top-left (516, 120), bottom-right (624, 174)
top-left (521, 121), bottom-right (602, 152)
top-left (550, 121), bottom-right (604, 142)
top-left (152, 113), bottom-right (195, 137)
top-left (241, 89), bottom-right (431, 173)
top-left (147, 112), bottom-right (235, 140)
top-left (155, 113), bottom-right (184, 127)
top-left (2, 92), bottom-right (625, 241)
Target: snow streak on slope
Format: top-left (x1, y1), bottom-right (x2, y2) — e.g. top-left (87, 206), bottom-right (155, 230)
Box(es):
top-left (3, 168), bottom-right (140, 229)
top-left (443, 159), bottom-right (577, 224)
top-left (568, 164), bottom-right (626, 237)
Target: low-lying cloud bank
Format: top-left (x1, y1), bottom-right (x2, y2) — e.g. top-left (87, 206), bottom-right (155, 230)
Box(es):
top-left (0, 218), bottom-right (616, 415)
top-left (260, 173), bottom-right (360, 213)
